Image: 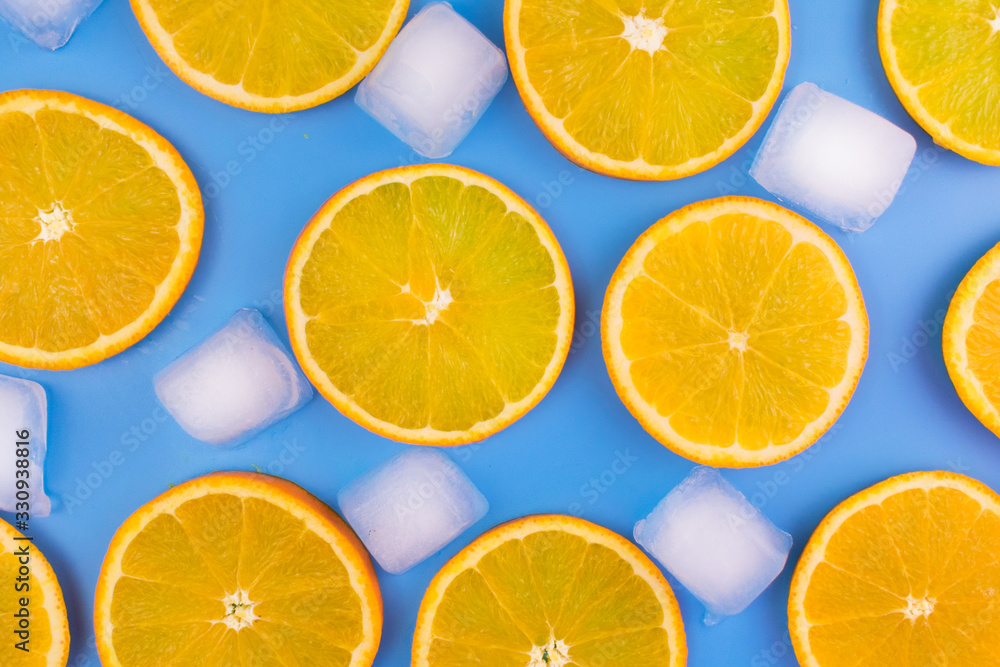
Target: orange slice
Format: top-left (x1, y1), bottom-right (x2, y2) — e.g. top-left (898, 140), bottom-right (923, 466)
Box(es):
top-left (789, 471), bottom-right (1000, 665)
top-left (879, 0), bottom-right (1000, 164)
top-left (0, 89), bottom-right (202, 370)
top-left (505, 0), bottom-right (791, 180)
top-left (603, 197), bottom-right (868, 466)
top-left (943, 240), bottom-right (1000, 437)
top-left (284, 164), bottom-right (574, 446)
top-left (1, 519), bottom-right (69, 667)
top-left (94, 472), bottom-right (382, 667)
top-left (413, 514), bottom-right (686, 666)
top-left (131, 0), bottom-right (410, 112)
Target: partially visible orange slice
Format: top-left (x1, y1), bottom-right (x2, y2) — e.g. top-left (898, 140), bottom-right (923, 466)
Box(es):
top-left (413, 514), bottom-right (686, 666)
top-left (789, 471), bottom-right (1000, 666)
top-left (131, 0), bottom-right (410, 112)
top-left (879, 0), bottom-right (1000, 164)
top-left (0, 90), bottom-right (202, 370)
top-left (94, 472), bottom-right (382, 667)
top-left (603, 197), bottom-right (868, 466)
top-left (505, 0), bottom-right (791, 180)
top-left (944, 240), bottom-right (1000, 437)
top-left (1, 519), bottom-right (69, 666)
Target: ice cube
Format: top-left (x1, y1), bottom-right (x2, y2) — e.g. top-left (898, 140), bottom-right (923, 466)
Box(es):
top-left (0, 375), bottom-right (51, 518)
top-left (338, 447), bottom-right (489, 574)
top-left (0, 0), bottom-right (104, 50)
top-left (356, 1), bottom-right (508, 159)
top-left (750, 82), bottom-right (917, 232)
top-left (634, 467), bottom-right (792, 625)
top-left (154, 309), bottom-right (314, 447)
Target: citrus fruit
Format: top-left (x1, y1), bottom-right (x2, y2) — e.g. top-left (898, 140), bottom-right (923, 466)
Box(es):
top-left (131, 0), bottom-right (410, 112)
top-left (0, 89), bottom-right (202, 370)
top-left (943, 240), bottom-right (1000, 437)
top-left (504, 0), bottom-right (791, 180)
top-left (0, 519), bottom-right (69, 667)
top-left (94, 472), bottom-right (382, 667)
top-left (789, 471), bottom-right (1000, 666)
top-left (878, 0), bottom-right (1000, 165)
top-left (602, 197), bottom-right (868, 467)
top-left (284, 164), bottom-right (574, 446)
top-left (412, 514), bottom-right (686, 666)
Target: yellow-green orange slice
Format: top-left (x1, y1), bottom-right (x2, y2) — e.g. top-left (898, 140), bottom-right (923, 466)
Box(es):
top-left (879, 0), bottom-right (1000, 164)
top-left (505, 0), bottom-right (791, 179)
top-left (131, 0), bottom-right (410, 112)
top-left (284, 164), bottom-right (574, 446)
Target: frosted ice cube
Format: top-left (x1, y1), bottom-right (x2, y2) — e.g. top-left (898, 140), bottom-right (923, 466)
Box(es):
top-left (750, 82), bottom-right (917, 232)
top-left (634, 467), bottom-right (792, 625)
top-left (338, 447), bottom-right (489, 574)
top-left (154, 309), bottom-right (314, 447)
top-left (0, 375), bottom-right (51, 518)
top-left (356, 2), bottom-right (508, 159)
top-left (0, 0), bottom-right (104, 50)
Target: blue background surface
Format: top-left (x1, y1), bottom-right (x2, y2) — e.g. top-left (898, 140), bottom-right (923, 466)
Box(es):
top-left (2, 1), bottom-right (1000, 665)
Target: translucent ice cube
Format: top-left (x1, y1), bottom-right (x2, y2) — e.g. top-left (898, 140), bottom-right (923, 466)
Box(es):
top-left (338, 447), bottom-right (489, 574)
top-left (356, 1), bottom-right (508, 159)
top-left (750, 82), bottom-right (917, 232)
top-left (0, 375), bottom-right (51, 518)
top-left (634, 467), bottom-right (792, 625)
top-left (0, 0), bottom-right (104, 50)
top-left (154, 309), bottom-right (314, 447)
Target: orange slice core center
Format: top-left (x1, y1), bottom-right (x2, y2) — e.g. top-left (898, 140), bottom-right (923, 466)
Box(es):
top-left (622, 12), bottom-right (667, 54)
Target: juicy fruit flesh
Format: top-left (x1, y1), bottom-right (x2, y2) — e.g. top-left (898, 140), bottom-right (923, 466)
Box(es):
top-left (517, 0), bottom-right (782, 166)
top-left (886, 0), bottom-right (1000, 154)
top-left (621, 213), bottom-right (851, 450)
top-left (0, 107), bottom-right (181, 353)
top-left (298, 175), bottom-right (561, 433)
top-left (427, 530), bottom-right (674, 665)
top-left (146, 0), bottom-right (400, 99)
top-left (0, 551), bottom-right (55, 666)
top-left (964, 278), bottom-right (1000, 413)
top-left (109, 493), bottom-right (364, 666)
top-left (799, 481), bottom-right (1000, 664)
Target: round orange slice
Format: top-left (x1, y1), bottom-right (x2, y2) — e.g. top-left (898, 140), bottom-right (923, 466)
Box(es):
top-left (1, 519), bottom-right (69, 667)
top-left (413, 514), bottom-right (686, 666)
top-left (789, 471), bottom-right (1000, 666)
top-left (94, 472), bottom-right (382, 667)
top-left (603, 197), bottom-right (868, 467)
top-left (0, 89), bottom-right (202, 370)
top-left (284, 164), bottom-right (575, 446)
top-left (131, 0), bottom-right (410, 112)
top-left (505, 0), bottom-right (791, 180)
top-left (943, 240), bottom-right (1000, 437)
